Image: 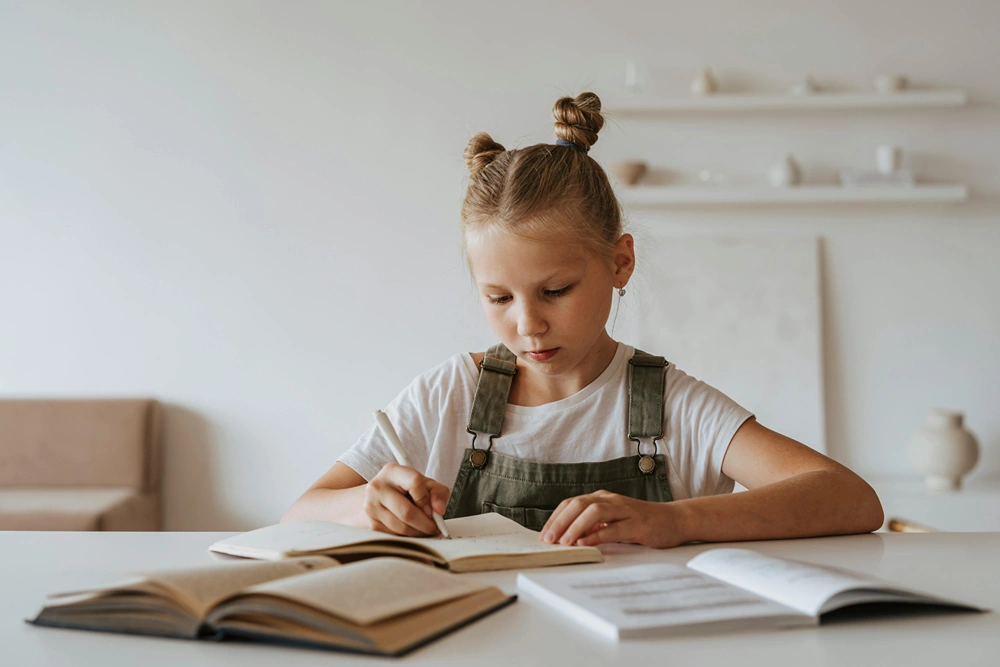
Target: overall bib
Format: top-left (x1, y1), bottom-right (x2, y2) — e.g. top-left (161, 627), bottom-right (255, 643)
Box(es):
top-left (442, 343), bottom-right (674, 531)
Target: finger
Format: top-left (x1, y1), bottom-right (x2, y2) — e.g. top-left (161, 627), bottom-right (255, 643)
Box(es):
top-left (405, 478), bottom-right (451, 520)
top-left (542, 495), bottom-right (595, 543)
top-left (428, 481), bottom-right (451, 516)
top-left (385, 466), bottom-right (442, 519)
top-left (406, 481), bottom-right (435, 518)
top-left (560, 503), bottom-right (629, 546)
top-left (576, 520), bottom-right (629, 546)
top-left (540, 498), bottom-right (574, 538)
top-left (368, 512), bottom-right (414, 537)
top-left (582, 521), bottom-right (608, 537)
top-left (374, 502), bottom-right (430, 537)
top-left (382, 489), bottom-right (438, 535)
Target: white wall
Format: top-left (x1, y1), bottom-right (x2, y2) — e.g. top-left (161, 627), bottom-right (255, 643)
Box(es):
top-left (1, 0), bottom-right (997, 529)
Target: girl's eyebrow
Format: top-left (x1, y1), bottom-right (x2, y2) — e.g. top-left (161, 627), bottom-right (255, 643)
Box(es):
top-left (482, 272), bottom-right (572, 291)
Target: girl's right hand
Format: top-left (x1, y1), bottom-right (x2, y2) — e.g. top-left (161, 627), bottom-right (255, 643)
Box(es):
top-left (363, 463), bottom-right (451, 536)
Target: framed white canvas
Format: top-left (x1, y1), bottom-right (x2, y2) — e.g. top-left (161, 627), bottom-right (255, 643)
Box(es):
top-left (633, 236), bottom-right (825, 453)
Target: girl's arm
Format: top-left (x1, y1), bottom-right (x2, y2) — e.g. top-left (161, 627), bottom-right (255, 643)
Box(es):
top-left (281, 461), bottom-right (452, 537)
top-left (281, 462), bottom-right (370, 526)
top-left (541, 419), bottom-right (884, 548)
top-left (672, 419), bottom-right (883, 543)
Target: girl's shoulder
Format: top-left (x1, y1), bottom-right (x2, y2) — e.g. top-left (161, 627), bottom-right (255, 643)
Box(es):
top-left (403, 352), bottom-right (480, 395)
top-left (388, 353), bottom-right (481, 417)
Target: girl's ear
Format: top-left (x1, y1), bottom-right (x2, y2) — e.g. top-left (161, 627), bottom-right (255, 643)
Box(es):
top-left (613, 234), bottom-right (636, 286)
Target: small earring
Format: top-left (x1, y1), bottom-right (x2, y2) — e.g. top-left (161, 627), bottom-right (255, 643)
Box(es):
top-left (610, 285), bottom-right (626, 336)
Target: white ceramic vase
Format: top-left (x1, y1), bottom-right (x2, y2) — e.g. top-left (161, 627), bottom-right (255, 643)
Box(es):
top-left (690, 67), bottom-right (717, 96)
top-left (767, 154), bottom-right (801, 187)
top-left (908, 409), bottom-right (979, 491)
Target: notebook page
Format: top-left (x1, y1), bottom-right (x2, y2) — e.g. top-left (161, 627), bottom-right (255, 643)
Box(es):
top-left (517, 563), bottom-right (807, 638)
top-left (686, 548), bottom-right (879, 616)
top-left (400, 513), bottom-right (596, 560)
top-left (244, 557), bottom-right (493, 625)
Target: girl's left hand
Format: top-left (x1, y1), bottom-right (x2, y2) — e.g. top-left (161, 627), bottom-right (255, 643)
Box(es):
top-left (539, 490), bottom-right (685, 549)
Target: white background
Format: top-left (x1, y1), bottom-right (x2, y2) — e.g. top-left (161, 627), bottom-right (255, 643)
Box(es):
top-left (1, 0), bottom-right (997, 529)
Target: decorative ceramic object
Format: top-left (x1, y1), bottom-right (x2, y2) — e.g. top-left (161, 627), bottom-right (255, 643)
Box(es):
top-left (690, 67), bottom-right (717, 96)
top-left (698, 168), bottom-right (728, 186)
top-left (908, 409), bottom-right (979, 491)
top-left (612, 160), bottom-right (648, 186)
top-left (789, 76), bottom-right (819, 96)
top-left (624, 60), bottom-right (643, 92)
top-left (875, 144), bottom-right (902, 175)
top-left (874, 74), bottom-right (909, 93)
top-left (767, 154), bottom-right (802, 187)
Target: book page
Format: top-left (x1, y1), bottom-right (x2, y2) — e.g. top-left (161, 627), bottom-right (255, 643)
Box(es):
top-left (399, 513), bottom-right (599, 561)
top-left (48, 556), bottom-right (338, 618)
top-left (518, 563), bottom-right (808, 637)
top-left (686, 548), bottom-right (883, 616)
top-left (241, 557), bottom-right (493, 625)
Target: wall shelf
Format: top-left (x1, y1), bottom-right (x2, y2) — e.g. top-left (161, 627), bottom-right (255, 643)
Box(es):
top-left (619, 185), bottom-right (969, 206)
top-left (607, 90), bottom-right (967, 113)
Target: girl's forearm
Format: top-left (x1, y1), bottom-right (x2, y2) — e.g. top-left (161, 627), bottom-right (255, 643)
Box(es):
top-left (671, 470), bottom-right (884, 544)
top-left (280, 485), bottom-right (369, 526)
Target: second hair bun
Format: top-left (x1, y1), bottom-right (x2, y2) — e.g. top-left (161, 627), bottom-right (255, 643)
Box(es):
top-left (553, 92), bottom-right (604, 152)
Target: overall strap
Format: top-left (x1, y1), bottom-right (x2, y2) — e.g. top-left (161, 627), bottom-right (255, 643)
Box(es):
top-left (467, 342), bottom-right (517, 437)
top-left (628, 349), bottom-right (668, 441)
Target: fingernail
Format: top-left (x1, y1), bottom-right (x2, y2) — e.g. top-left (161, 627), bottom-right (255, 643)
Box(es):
top-left (541, 531), bottom-right (552, 543)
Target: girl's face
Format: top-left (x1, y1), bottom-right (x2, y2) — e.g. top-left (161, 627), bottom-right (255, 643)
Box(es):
top-left (466, 228), bottom-right (633, 378)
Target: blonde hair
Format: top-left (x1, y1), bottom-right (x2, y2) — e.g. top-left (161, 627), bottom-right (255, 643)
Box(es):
top-left (460, 92), bottom-right (623, 261)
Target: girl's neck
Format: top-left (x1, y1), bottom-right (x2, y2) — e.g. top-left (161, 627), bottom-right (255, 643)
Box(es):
top-left (508, 333), bottom-right (619, 407)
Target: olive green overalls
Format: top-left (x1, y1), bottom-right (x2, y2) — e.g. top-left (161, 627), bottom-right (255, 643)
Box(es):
top-left (442, 343), bottom-right (674, 531)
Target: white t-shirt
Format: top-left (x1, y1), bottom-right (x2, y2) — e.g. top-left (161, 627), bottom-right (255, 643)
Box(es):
top-left (338, 343), bottom-right (753, 501)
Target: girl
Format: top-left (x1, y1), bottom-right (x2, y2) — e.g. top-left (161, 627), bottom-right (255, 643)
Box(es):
top-left (283, 93), bottom-right (884, 548)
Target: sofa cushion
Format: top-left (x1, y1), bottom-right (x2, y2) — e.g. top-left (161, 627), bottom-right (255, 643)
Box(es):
top-left (0, 399), bottom-right (161, 489)
top-left (0, 487), bottom-right (140, 531)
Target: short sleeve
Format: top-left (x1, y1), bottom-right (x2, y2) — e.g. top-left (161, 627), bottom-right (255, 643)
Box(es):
top-left (337, 374), bottom-right (440, 482)
top-left (663, 365), bottom-right (754, 499)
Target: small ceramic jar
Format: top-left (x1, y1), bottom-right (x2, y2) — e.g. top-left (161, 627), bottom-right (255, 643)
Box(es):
top-left (908, 409), bottom-right (980, 491)
top-left (767, 154), bottom-right (802, 187)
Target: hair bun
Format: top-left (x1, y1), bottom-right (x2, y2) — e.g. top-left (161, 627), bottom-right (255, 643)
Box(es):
top-left (463, 132), bottom-right (506, 179)
top-left (552, 92), bottom-right (604, 152)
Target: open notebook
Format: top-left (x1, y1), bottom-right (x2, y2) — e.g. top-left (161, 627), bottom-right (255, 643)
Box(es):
top-left (209, 513), bottom-right (603, 573)
top-left (29, 556), bottom-right (514, 656)
top-left (517, 547), bottom-right (986, 640)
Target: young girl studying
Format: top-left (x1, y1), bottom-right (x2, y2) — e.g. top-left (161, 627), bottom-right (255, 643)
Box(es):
top-left (283, 92), bottom-right (884, 549)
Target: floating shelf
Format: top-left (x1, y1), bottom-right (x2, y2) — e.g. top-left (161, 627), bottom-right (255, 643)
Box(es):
top-left (608, 90), bottom-right (967, 113)
top-left (619, 185), bottom-right (969, 206)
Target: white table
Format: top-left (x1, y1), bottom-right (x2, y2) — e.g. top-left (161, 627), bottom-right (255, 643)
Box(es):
top-left (870, 475), bottom-right (1000, 531)
top-left (2, 531), bottom-right (998, 666)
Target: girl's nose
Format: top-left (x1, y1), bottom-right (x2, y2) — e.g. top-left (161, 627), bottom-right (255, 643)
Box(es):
top-left (516, 304), bottom-right (547, 338)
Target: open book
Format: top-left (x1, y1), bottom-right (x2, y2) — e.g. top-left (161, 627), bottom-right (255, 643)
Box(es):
top-left (517, 547), bottom-right (986, 640)
top-left (209, 512), bottom-right (603, 573)
top-left (29, 556), bottom-right (514, 656)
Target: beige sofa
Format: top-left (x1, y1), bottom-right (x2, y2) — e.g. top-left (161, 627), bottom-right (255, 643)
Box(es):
top-left (0, 399), bottom-right (162, 531)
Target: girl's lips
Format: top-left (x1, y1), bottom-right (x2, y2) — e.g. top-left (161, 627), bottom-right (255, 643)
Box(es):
top-left (527, 348), bottom-right (558, 361)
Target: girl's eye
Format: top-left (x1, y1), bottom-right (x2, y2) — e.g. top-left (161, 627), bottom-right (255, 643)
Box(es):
top-left (544, 285), bottom-right (574, 298)
top-left (488, 295), bottom-right (512, 305)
